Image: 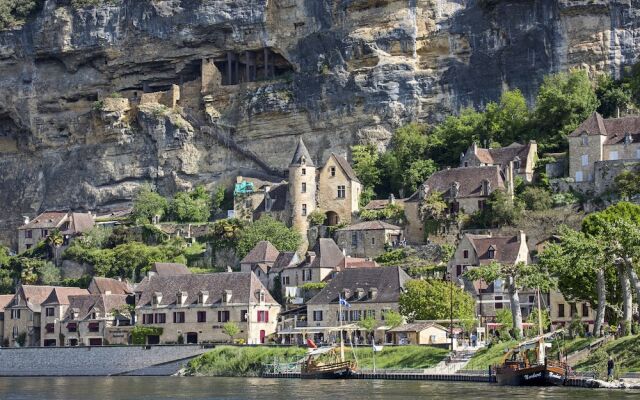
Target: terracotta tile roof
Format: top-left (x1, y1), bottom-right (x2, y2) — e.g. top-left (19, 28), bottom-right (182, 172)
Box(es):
top-left (388, 321), bottom-right (447, 333)
top-left (332, 153), bottom-right (360, 183)
top-left (336, 258), bottom-right (378, 272)
top-left (42, 287), bottom-right (90, 306)
top-left (307, 266), bottom-right (410, 305)
top-left (136, 272), bottom-right (278, 307)
top-left (337, 220), bottom-right (402, 231)
top-left (19, 212), bottom-right (68, 230)
top-left (474, 143), bottom-right (532, 166)
top-left (290, 137), bottom-right (315, 167)
top-left (0, 295), bottom-right (13, 311)
top-left (65, 294), bottom-right (129, 321)
top-left (9, 285), bottom-right (58, 311)
top-left (88, 277), bottom-right (133, 295)
top-left (67, 213), bottom-right (95, 234)
top-left (569, 112), bottom-right (640, 144)
top-left (407, 166), bottom-right (505, 202)
top-left (240, 240), bottom-right (280, 265)
top-left (151, 262), bottom-right (192, 276)
top-left (467, 234), bottom-right (524, 265)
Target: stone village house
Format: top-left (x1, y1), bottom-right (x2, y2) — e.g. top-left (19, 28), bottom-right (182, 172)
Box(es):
top-left (239, 240), bottom-right (280, 290)
top-left (567, 112), bottom-right (640, 190)
top-left (234, 138), bottom-right (362, 239)
top-left (448, 231), bottom-right (536, 325)
top-left (404, 165), bottom-right (513, 244)
top-left (17, 211), bottom-right (95, 253)
top-left (136, 272), bottom-right (280, 345)
top-left (460, 141), bottom-right (538, 183)
top-left (282, 267), bottom-right (410, 345)
top-left (334, 220), bottom-right (403, 259)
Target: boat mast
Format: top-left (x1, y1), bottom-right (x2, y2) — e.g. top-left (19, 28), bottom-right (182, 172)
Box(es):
top-left (339, 296), bottom-right (345, 362)
top-left (536, 288), bottom-right (545, 363)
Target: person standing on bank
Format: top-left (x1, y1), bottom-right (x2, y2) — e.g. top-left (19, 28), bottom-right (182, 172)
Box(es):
top-left (607, 356), bottom-right (615, 381)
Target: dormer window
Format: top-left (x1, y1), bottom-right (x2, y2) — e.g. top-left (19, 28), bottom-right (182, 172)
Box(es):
top-left (198, 291), bottom-right (209, 305)
top-left (368, 288), bottom-right (378, 300)
top-left (355, 288), bottom-right (364, 299)
top-left (342, 289), bottom-right (351, 300)
top-left (177, 291), bottom-right (188, 306)
top-left (451, 181), bottom-right (460, 198)
top-left (301, 155), bottom-right (306, 165)
top-left (257, 290), bottom-right (266, 303)
top-left (581, 134), bottom-right (588, 146)
top-left (153, 292), bottom-right (163, 306)
top-left (224, 290), bottom-right (233, 304)
top-left (487, 245), bottom-right (496, 259)
top-left (624, 133), bottom-right (633, 145)
top-left (481, 179), bottom-right (491, 196)
top-left (513, 157), bottom-right (521, 171)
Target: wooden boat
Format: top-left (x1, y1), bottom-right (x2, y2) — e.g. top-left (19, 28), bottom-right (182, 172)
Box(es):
top-left (494, 290), bottom-right (569, 386)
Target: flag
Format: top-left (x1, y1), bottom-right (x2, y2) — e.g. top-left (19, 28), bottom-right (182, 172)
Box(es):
top-left (373, 345), bottom-right (384, 352)
top-left (339, 296), bottom-right (351, 308)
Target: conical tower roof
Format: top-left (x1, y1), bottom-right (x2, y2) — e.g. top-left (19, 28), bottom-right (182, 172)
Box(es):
top-left (289, 137), bottom-right (315, 167)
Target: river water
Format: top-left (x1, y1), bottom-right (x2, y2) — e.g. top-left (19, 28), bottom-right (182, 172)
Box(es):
top-left (0, 377), bottom-right (639, 399)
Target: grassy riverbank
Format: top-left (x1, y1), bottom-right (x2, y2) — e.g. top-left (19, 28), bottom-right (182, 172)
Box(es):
top-left (185, 345), bottom-right (448, 376)
top-left (576, 334), bottom-right (640, 374)
top-left (463, 341), bottom-right (516, 370)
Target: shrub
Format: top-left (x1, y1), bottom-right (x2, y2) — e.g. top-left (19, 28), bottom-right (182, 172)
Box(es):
top-left (169, 186), bottom-right (212, 223)
top-left (131, 326), bottom-right (164, 345)
top-left (307, 210), bottom-right (326, 226)
top-left (236, 216), bottom-right (301, 258)
top-left (519, 186), bottom-right (553, 211)
top-left (375, 249), bottom-right (407, 264)
top-left (131, 184), bottom-right (168, 224)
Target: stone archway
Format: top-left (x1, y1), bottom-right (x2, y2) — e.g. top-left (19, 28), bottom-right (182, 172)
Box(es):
top-left (326, 211), bottom-right (340, 226)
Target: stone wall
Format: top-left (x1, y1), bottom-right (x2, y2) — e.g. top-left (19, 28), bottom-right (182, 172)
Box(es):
top-left (0, 345), bottom-right (209, 376)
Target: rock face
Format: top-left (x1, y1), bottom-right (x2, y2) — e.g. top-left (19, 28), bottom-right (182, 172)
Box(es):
top-left (1, 0), bottom-right (639, 248)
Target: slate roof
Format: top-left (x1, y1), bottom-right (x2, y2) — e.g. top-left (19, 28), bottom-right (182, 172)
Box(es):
top-left (151, 262), bottom-right (192, 276)
top-left (337, 221), bottom-right (402, 231)
top-left (569, 112), bottom-right (640, 144)
top-left (364, 198), bottom-right (406, 210)
top-left (0, 295), bottom-right (13, 312)
top-left (19, 212), bottom-right (68, 230)
top-left (406, 166), bottom-right (505, 202)
top-left (467, 234), bottom-right (524, 265)
top-left (270, 252), bottom-right (300, 273)
top-left (307, 266), bottom-right (410, 305)
top-left (473, 142), bottom-right (533, 166)
top-left (254, 183), bottom-right (288, 216)
top-left (66, 213), bottom-right (95, 234)
top-left (88, 277), bottom-right (133, 295)
top-left (65, 294), bottom-right (129, 321)
top-left (309, 238), bottom-right (345, 269)
top-left (136, 272), bottom-right (278, 307)
top-left (332, 153), bottom-right (360, 183)
top-left (240, 240), bottom-right (280, 265)
top-left (388, 322), bottom-right (447, 333)
top-left (41, 287), bottom-right (90, 306)
top-left (290, 137), bottom-right (315, 167)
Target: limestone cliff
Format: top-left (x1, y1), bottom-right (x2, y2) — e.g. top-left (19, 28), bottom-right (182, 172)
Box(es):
top-left (0, 0), bottom-right (639, 247)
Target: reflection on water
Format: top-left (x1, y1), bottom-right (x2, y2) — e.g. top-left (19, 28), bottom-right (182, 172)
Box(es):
top-left (0, 377), bottom-right (639, 400)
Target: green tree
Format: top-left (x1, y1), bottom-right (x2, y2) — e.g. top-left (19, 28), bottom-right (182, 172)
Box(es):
top-left (223, 322), bottom-right (240, 343)
top-left (532, 70), bottom-right (599, 152)
top-left (399, 279), bottom-right (475, 322)
top-left (351, 144), bottom-right (381, 204)
top-left (614, 170), bottom-right (640, 200)
top-left (472, 189), bottom-right (523, 228)
top-left (131, 184), bottom-right (168, 224)
top-left (358, 315), bottom-right (378, 344)
top-left (169, 185), bottom-right (212, 223)
top-left (0, 0), bottom-right (41, 30)
top-left (46, 229), bottom-right (64, 267)
top-left (526, 308), bottom-right (551, 336)
top-left (519, 186), bottom-right (553, 211)
top-left (236, 216), bottom-right (302, 258)
top-left (427, 108), bottom-right (486, 167)
top-left (495, 309), bottom-right (513, 340)
top-left (211, 186), bottom-right (226, 215)
top-left (382, 310), bottom-right (404, 329)
top-left (307, 209), bottom-right (327, 226)
top-left (36, 261), bottom-right (61, 285)
top-left (596, 74), bottom-right (632, 118)
top-left (484, 89), bottom-right (531, 145)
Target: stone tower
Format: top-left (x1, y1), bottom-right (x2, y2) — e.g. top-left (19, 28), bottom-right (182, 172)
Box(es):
top-left (288, 137), bottom-right (317, 239)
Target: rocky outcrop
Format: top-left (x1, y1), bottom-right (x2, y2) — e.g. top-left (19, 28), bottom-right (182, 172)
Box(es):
top-left (1, 0), bottom-right (639, 248)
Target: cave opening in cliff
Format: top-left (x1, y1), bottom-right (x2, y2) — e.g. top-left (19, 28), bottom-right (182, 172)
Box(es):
top-left (212, 48), bottom-right (293, 85)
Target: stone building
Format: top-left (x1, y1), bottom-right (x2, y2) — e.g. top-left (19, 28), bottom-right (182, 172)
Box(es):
top-left (17, 211), bottom-right (95, 253)
top-left (239, 240), bottom-right (280, 289)
top-left (135, 272), bottom-right (280, 344)
top-left (61, 293), bottom-right (132, 346)
top-left (235, 138), bottom-right (361, 239)
top-left (449, 232), bottom-right (534, 322)
top-left (404, 165), bottom-right (511, 244)
top-left (460, 141), bottom-right (538, 182)
top-left (0, 295), bottom-right (12, 346)
top-left (302, 266), bottom-right (410, 345)
top-left (548, 291), bottom-right (595, 334)
top-left (40, 287), bottom-right (92, 347)
top-left (335, 221), bottom-right (403, 259)
top-left (568, 112), bottom-right (640, 184)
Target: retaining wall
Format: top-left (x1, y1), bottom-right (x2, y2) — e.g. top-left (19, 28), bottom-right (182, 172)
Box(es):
top-left (0, 345), bottom-right (209, 376)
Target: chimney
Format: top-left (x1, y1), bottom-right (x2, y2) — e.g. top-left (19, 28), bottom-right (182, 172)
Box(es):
top-left (226, 265), bottom-right (233, 273)
top-left (506, 161), bottom-right (515, 198)
top-left (23, 216), bottom-right (30, 225)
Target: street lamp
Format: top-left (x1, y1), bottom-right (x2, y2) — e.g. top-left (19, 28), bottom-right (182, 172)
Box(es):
top-left (445, 272), bottom-right (453, 351)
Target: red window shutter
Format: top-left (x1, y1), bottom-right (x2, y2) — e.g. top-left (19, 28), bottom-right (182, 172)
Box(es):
top-left (265, 311), bottom-right (269, 323)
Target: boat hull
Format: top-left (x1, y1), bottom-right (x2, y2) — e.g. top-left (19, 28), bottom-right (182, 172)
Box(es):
top-left (301, 367), bottom-right (354, 379)
top-left (495, 365), bottom-right (567, 386)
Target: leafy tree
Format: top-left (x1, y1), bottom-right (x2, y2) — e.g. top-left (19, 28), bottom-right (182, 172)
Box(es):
top-left (307, 209), bottom-right (327, 226)
top-left (77, 226), bottom-right (112, 249)
top-left (495, 309), bottom-right (513, 340)
top-left (465, 261), bottom-right (553, 337)
top-left (169, 185), bottom-right (212, 223)
top-left (519, 186), bottom-right (553, 211)
top-left (0, 248), bottom-right (13, 294)
top-left (358, 315), bottom-right (378, 343)
top-left (383, 310), bottom-right (404, 329)
top-left (596, 74), bottom-right (632, 118)
top-left (211, 186), bottom-right (226, 215)
top-left (223, 322), bottom-right (240, 343)
top-left (399, 279), bottom-right (475, 323)
top-left (236, 216), bottom-right (301, 258)
top-left (613, 170), bottom-right (640, 200)
top-left (0, 0), bottom-right (41, 30)
top-left (568, 312), bottom-right (585, 338)
top-left (131, 184), bottom-right (168, 224)
top-left (351, 144), bottom-right (381, 204)
top-left (427, 107), bottom-right (486, 167)
top-left (472, 189), bottom-right (523, 228)
top-left (532, 70), bottom-right (599, 152)
top-left (525, 308), bottom-right (551, 336)
top-left (37, 261), bottom-right (61, 285)
top-left (46, 230), bottom-right (64, 267)
top-left (484, 89), bottom-right (531, 145)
